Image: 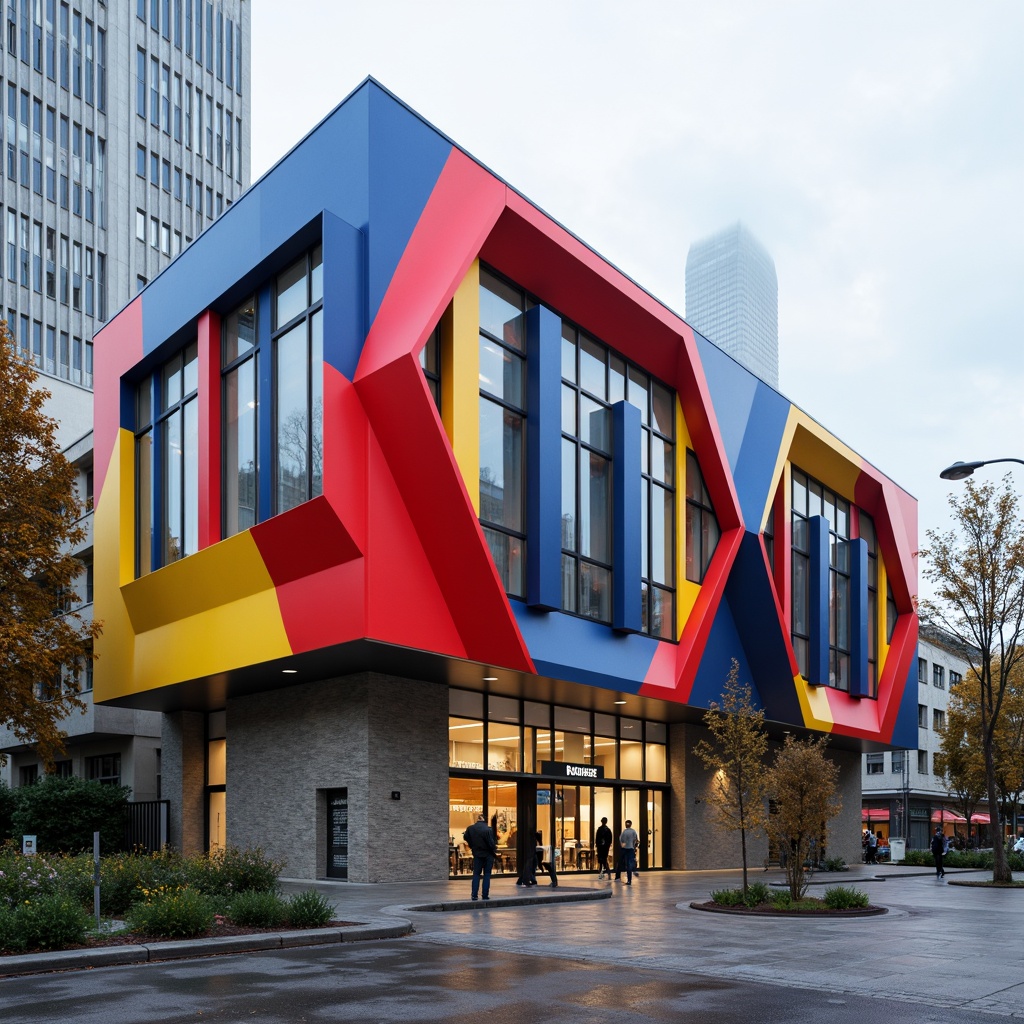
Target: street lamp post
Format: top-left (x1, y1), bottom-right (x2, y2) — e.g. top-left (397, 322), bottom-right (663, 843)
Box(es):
top-left (940, 458), bottom-right (1024, 481)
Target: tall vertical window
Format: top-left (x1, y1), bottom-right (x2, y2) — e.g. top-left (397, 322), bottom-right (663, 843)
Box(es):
top-left (419, 323), bottom-right (440, 409)
top-left (71, 9), bottom-right (79, 96)
top-left (136, 345), bottom-right (199, 575)
top-left (136, 47), bottom-right (146, 117)
top-left (223, 297), bottom-right (257, 536)
top-left (560, 324), bottom-right (612, 624)
top-left (791, 467), bottom-right (852, 691)
top-left (273, 245), bottom-right (323, 514)
top-left (136, 381), bottom-right (154, 576)
top-left (685, 451), bottom-right (719, 584)
top-left (642, 375), bottom-right (675, 637)
top-left (861, 511), bottom-right (879, 699)
top-left (478, 268), bottom-right (526, 598)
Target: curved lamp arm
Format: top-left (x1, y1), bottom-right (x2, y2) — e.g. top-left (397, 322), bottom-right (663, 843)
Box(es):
top-left (939, 458), bottom-right (1024, 481)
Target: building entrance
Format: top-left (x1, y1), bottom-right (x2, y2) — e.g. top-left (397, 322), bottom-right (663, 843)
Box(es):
top-left (448, 776), bottom-right (667, 877)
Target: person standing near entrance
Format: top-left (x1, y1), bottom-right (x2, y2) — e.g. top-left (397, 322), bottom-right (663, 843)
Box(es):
top-left (464, 814), bottom-right (498, 900)
top-left (930, 826), bottom-right (946, 880)
top-left (618, 820), bottom-right (640, 885)
top-left (595, 817), bottom-right (613, 879)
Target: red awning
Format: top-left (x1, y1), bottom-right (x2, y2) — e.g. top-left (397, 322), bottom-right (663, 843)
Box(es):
top-left (968, 813), bottom-right (991, 824)
top-left (931, 809), bottom-right (967, 823)
top-left (862, 808), bottom-right (889, 821)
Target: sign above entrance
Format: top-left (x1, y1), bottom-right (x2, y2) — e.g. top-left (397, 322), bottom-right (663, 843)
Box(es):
top-left (540, 761), bottom-right (604, 780)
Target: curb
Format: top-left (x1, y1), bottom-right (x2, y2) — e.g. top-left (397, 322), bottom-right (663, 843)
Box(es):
top-left (405, 887), bottom-right (613, 912)
top-left (0, 919), bottom-right (413, 979)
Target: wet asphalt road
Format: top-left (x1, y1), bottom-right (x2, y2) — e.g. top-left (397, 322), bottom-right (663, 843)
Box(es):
top-left (0, 938), bottom-right (999, 1024)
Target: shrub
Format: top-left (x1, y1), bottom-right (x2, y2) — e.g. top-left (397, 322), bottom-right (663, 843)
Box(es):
top-left (0, 782), bottom-right (15, 843)
top-left (287, 889), bottom-right (335, 928)
top-left (823, 856), bottom-right (848, 872)
top-left (710, 887), bottom-right (744, 906)
top-left (228, 889), bottom-right (289, 928)
top-left (185, 846), bottom-right (283, 899)
top-left (5, 892), bottom-right (91, 951)
top-left (743, 882), bottom-right (772, 907)
top-left (0, 845), bottom-right (62, 909)
top-left (10, 776), bottom-right (129, 855)
top-left (125, 886), bottom-right (215, 938)
top-left (769, 890), bottom-right (793, 910)
top-left (823, 885), bottom-right (870, 910)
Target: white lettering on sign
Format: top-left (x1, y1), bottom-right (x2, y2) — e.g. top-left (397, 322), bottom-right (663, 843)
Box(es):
top-left (566, 765), bottom-right (598, 778)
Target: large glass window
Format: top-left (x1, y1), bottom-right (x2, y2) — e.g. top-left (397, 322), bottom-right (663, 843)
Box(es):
top-left (685, 450), bottom-right (719, 584)
top-left (791, 468), bottom-right (851, 690)
top-left (478, 268), bottom-right (526, 597)
top-left (560, 321), bottom-right (675, 635)
top-left (273, 245), bottom-right (323, 514)
top-left (135, 344), bottom-right (199, 574)
top-left (222, 297), bottom-right (256, 536)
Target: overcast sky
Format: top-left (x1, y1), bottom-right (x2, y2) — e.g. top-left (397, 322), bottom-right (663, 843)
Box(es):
top-left (251, 2), bottom-right (1024, 593)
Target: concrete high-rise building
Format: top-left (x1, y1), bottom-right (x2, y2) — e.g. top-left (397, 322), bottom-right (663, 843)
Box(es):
top-left (685, 223), bottom-right (779, 389)
top-left (0, 0), bottom-right (251, 805)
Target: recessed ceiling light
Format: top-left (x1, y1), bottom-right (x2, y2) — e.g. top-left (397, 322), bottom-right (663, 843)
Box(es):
top-left (483, 676), bottom-right (498, 682)
top-left (282, 669), bottom-right (298, 674)
top-left (614, 700), bottom-right (627, 705)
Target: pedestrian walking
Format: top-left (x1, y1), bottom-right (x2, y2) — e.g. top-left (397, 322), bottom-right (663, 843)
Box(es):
top-left (535, 831), bottom-right (558, 887)
top-left (930, 826), bottom-right (946, 880)
top-left (618, 819), bottom-right (640, 885)
top-left (595, 817), bottom-right (613, 879)
top-left (463, 813), bottom-right (498, 900)
top-left (866, 829), bottom-right (878, 864)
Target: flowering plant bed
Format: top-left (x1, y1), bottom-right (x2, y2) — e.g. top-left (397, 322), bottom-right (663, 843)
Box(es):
top-left (690, 898), bottom-right (885, 917)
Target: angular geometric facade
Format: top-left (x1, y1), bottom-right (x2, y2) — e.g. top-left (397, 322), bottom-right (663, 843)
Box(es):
top-left (93, 79), bottom-right (918, 881)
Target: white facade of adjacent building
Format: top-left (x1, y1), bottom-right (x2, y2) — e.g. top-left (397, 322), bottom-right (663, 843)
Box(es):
top-left (861, 623), bottom-right (974, 851)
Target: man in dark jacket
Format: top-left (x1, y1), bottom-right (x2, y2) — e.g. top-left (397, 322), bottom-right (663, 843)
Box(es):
top-left (464, 814), bottom-right (498, 900)
top-left (595, 817), bottom-right (613, 879)
top-left (930, 827), bottom-right (946, 880)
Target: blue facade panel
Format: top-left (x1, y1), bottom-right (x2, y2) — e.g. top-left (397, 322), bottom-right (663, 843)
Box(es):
top-left (526, 305), bottom-right (562, 610)
top-left (512, 603), bottom-right (658, 693)
top-left (612, 400), bottom-right (642, 632)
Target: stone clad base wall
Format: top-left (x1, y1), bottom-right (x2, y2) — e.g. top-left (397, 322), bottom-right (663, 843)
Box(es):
top-left (669, 722), bottom-right (864, 870)
top-left (162, 711), bottom-right (206, 856)
top-left (227, 673), bottom-right (449, 883)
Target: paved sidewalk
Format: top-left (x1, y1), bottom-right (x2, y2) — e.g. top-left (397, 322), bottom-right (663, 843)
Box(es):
top-left (5, 863), bottom-right (1024, 1017)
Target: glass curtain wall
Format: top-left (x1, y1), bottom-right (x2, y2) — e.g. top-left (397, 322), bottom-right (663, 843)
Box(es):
top-left (447, 690), bottom-right (669, 876)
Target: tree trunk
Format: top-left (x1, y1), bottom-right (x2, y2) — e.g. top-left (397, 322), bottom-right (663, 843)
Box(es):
top-left (985, 736), bottom-right (1012, 882)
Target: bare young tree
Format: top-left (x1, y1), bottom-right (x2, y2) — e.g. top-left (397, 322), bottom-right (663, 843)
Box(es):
top-left (923, 476), bottom-right (1024, 882)
top-left (766, 735), bottom-right (841, 900)
top-left (694, 660), bottom-right (768, 896)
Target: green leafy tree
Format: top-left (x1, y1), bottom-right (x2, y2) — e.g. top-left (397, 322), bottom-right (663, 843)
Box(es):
top-left (934, 672), bottom-right (988, 832)
top-left (0, 326), bottom-right (99, 769)
top-left (694, 660), bottom-right (768, 895)
top-left (10, 775), bottom-right (129, 854)
top-left (766, 735), bottom-right (841, 900)
top-left (922, 476), bottom-right (1024, 882)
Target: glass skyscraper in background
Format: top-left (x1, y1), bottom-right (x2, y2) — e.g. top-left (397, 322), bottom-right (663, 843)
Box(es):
top-left (685, 223), bottom-right (779, 389)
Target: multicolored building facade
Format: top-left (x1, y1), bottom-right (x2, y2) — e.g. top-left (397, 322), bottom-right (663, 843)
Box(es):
top-left (93, 79), bottom-right (919, 882)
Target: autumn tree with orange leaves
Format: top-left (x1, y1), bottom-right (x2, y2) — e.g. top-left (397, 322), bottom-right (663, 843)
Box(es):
top-left (0, 323), bottom-right (99, 768)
